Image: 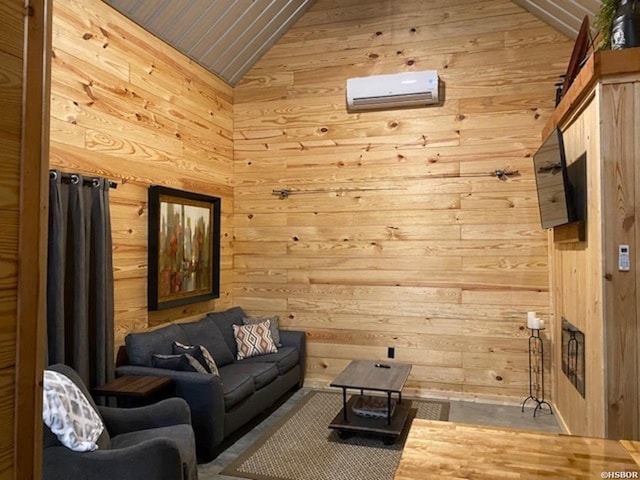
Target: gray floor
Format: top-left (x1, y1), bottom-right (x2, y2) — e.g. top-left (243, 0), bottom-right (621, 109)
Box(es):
top-left (197, 388), bottom-right (560, 480)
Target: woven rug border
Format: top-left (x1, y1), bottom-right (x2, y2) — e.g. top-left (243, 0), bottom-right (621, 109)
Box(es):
top-left (220, 389), bottom-right (450, 480)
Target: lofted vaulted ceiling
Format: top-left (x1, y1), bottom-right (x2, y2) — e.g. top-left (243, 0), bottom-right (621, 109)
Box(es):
top-left (103, 0), bottom-right (602, 86)
top-left (512, 0), bottom-right (601, 39)
top-left (103, 0), bottom-right (316, 85)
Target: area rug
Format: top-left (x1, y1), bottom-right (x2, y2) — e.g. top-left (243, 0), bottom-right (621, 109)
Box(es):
top-left (220, 390), bottom-right (449, 480)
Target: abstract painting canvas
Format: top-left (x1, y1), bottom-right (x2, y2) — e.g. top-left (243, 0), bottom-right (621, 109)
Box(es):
top-left (148, 186), bottom-right (220, 310)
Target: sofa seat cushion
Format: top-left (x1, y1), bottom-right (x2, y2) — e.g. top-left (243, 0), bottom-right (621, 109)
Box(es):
top-left (111, 424), bottom-right (196, 473)
top-left (218, 369), bottom-right (254, 411)
top-left (222, 362), bottom-right (278, 391)
top-left (238, 347), bottom-right (299, 375)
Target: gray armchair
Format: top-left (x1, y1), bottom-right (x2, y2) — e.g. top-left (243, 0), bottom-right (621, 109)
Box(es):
top-left (43, 364), bottom-right (198, 480)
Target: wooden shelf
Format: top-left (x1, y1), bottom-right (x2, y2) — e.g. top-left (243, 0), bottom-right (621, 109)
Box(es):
top-left (553, 221), bottom-right (585, 243)
top-left (328, 396), bottom-right (412, 437)
top-left (542, 47), bottom-right (640, 140)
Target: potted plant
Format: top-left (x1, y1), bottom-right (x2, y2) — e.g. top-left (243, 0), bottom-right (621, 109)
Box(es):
top-left (596, 0), bottom-right (640, 50)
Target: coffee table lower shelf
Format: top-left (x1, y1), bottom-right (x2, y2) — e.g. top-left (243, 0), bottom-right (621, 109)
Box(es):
top-left (329, 396), bottom-right (412, 445)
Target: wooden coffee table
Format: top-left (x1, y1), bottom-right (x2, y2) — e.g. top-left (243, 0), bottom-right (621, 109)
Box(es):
top-left (329, 360), bottom-right (412, 444)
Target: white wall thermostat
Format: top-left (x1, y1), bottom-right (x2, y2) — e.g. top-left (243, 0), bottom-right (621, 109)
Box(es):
top-left (619, 244), bottom-right (630, 271)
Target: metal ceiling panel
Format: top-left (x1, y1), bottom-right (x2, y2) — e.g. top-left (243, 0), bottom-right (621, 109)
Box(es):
top-left (512, 0), bottom-right (601, 39)
top-left (103, 0), bottom-right (315, 85)
top-left (103, 0), bottom-right (601, 86)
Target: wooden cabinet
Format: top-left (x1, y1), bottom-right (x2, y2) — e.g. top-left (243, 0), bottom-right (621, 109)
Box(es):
top-left (546, 47), bottom-right (640, 440)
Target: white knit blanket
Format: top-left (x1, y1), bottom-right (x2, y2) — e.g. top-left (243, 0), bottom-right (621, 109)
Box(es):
top-left (42, 370), bottom-right (104, 452)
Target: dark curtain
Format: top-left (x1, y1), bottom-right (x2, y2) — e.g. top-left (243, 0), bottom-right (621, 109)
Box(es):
top-left (47, 169), bottom-right (115, 390)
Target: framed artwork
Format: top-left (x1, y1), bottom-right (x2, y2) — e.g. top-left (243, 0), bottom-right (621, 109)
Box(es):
top-left (148, 186), bottom-right (221, 311)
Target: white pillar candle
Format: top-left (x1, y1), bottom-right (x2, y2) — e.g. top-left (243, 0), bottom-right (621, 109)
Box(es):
top-left (528, 316), bottom-right (541, 329)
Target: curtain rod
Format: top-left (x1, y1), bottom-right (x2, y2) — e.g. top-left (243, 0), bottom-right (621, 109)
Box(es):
top-left (49, 170), bottom-right (118, 189)
top-left (272, 169), bottom-right (519, 199)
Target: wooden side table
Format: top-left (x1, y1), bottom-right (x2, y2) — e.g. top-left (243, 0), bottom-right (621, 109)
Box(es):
top-left (94, 375), bottom-right (174, 407)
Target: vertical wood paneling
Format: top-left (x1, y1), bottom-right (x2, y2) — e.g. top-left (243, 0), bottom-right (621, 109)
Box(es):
top-left (15, 0), bottom-right (51, 476)
top-left (550, 57), bottom-right (640, 440)
top-left (552, 92), bottom-right (605, 437)
top-left (0, 0), bottom-right (23, 476)
top-left (50, 0), bottom-right (235, 348)
top-left (636, 80), bottom-right (640, 443)
top-left (234, 0), bottom-right (573, 399)
top-left (601, 81), bottom-right (638, 440)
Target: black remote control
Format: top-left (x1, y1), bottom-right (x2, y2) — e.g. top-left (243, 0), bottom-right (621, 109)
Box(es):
top-left (375, 363), bottom-right (391, 369)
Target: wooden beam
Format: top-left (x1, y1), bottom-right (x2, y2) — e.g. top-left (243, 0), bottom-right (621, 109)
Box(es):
top-left (15, 0), bottom-right (52, 478)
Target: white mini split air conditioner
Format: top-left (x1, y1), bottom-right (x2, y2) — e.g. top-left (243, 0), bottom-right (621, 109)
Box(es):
top-left (346, 70), bottom-right (439, 111)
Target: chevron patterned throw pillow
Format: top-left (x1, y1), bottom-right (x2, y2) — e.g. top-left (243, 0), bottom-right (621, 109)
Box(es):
top-left (233, 320), bottom-right (278, 360)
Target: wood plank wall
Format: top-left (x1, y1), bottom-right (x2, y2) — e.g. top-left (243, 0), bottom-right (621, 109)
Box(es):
top-left (49, 0), bottom-right (235, 348)
top-left (0, 0), bottom-right (24, 476)
top-left (601, 79), bottom-right (639, 440)
top-left (233, 0), bottom-right (574, 399)
top-left (552, 92), bottom-right (605, 437)
top-left (553, 74), bottom-right (640, 440)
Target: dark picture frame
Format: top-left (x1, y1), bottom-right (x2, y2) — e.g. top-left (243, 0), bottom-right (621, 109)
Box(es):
top-left (148, 186), bottom-right (221, 311)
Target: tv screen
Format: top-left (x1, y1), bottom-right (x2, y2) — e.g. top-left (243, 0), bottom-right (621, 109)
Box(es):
top-left (533, 128), bottom-right (575, 229)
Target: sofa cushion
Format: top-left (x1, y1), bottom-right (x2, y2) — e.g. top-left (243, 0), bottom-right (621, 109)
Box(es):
top-left (233, 322), bottom-right (278, 360)
top-left (218, 369), bottom-right (254, 411)
top-left (126, 324), bottom-right (189, 367)
top-left (152, 353), bottom-right (208, 374)
top-left (239, 346), bottom-right (299, 375)
top-left (243, 315), bottom-right (282, 347)
top-left (178, 317), bottom-right (235, 367)
top-left (42, 370), bottom-right (104, 452)
top-left (173, 341), bottom-right (219, 376)
top-left (206, 307), bottom-right (246, 356)
top-left (221, 362), bottom-right (278, 391)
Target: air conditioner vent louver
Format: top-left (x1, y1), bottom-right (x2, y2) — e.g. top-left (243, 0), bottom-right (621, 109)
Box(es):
top-left (347, 70), bottom-right (439, 111)
top-left (352, 91), bottom-right (433, 105)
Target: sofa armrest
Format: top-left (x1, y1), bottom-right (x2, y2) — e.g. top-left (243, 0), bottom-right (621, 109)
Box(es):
top-left (115, 365), bottom-right (225, 462)
top-left (43, 439), bottom-right (183, 480)
top-left (99, 397), bottom-right (191, 436)
top-left (279, 329), bottom-right (306, 387)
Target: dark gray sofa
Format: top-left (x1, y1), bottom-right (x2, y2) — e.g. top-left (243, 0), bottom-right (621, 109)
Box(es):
top-left (116, 306), bottom-right (306, 462)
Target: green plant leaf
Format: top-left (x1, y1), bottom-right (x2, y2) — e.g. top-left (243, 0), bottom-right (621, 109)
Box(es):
top-left (595, 0), bottom-right (619, 50)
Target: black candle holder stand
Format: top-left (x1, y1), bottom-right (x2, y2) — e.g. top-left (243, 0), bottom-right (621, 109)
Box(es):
top-left (521, 327), bottom-right (553, 417)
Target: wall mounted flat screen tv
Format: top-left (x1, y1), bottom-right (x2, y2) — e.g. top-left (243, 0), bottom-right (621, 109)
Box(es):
top-left (533, 128), bottom-right (576, 229)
